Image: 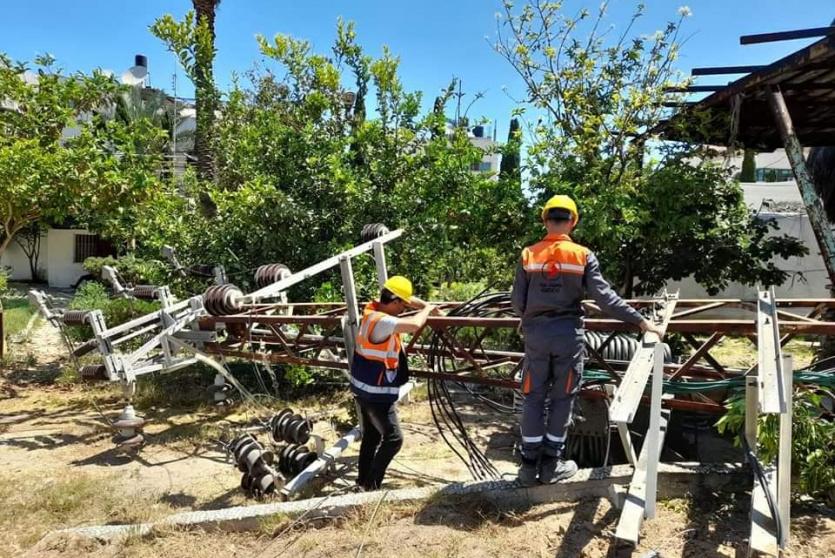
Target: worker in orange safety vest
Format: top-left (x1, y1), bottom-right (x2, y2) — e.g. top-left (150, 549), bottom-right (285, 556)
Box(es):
top-left (350, 275), bottom-right (438, 490)
top-left (511, 195), bottom-right (663, 486)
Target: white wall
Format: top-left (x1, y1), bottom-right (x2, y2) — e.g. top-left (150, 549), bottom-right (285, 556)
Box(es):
top-left (0, 232), bottom-right (49, 281)
top-left (45, 229), bottom-right (90, 288)
top-left (666, 212), bottom-right (828, 300)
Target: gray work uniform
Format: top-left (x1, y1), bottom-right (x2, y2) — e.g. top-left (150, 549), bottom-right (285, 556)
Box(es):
top-left (511, 233), bottom-right (643, 459)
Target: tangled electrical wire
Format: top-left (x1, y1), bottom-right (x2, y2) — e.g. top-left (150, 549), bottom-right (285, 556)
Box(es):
top-left (425, 290), bottom-right (521, 481)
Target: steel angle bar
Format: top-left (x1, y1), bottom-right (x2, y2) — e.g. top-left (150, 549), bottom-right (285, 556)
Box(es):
top-left (123, 305), bottom-right (204, 370)
top-left (615, 406), bottom-right (672, 545)
top-left (99, 298), bottom-right (192, 339)
top-left (749, 465), bottom-right (779, 557)
top-left (778, 355), bottom-right (793, 548)
top-left (669, 332), bottom-right (724, 380)
top-left (757, 288), bottom-right (787, 414)
top-left (609, 293), bottom-right (679, 424)
top-left (240, 229), bottom-right (403, 304)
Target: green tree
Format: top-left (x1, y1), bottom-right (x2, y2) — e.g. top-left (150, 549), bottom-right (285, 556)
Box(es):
top-left (494, 1), bottom-right (805, 296)
top-left (140, 20), bottom-right (529, 299)
top-left (499, 117), bottom-right (521, 183)
top-left (0, 54), bottom-right (166, 258)
top-left (740, 148), bottom-right (757, 182)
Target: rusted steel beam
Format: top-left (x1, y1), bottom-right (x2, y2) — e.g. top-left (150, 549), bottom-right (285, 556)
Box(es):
top-left (669, 332), bottom-right (725, 380)
top-left (683, 333), bottom-right (729, 377)
top-left (203, 314), bottom-right (835, 334)
top-left (203, 345), bottom-right (350, 369)
top-left (670, 301), bottom-right (730, 319)
top-left (767, 85), bottom-right (835, 287)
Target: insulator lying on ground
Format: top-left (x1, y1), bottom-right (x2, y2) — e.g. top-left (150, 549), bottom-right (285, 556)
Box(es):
top-left (254, 263), bottom-right (291, 289)
top-left (360, 223), bottom-right (390, 243)
top-left (79, 364), bottom-right (107, 381)
top-left (203, 284), bottom-right (244, 316)
top-left (229, 434), bottom-right (282, 497)
top-left (112, 405), bottom-right (145, 451)
top-left (61, 310), bottom-right (91, 326)
top-left (277, 444), bottom-right (318, 477)
top-left (132, 285), bottom-right (159, 300)
top-left (269, 408), bottom-right (312, 445)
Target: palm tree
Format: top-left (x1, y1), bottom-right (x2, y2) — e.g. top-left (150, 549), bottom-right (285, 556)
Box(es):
top-left (192, 0), bottom-right (221, 216)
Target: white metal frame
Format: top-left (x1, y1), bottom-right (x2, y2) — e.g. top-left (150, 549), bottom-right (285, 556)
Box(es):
top-left (748, 287), bottom-right (793, 557)
top-left (612, 291), bottom-right (678, 546)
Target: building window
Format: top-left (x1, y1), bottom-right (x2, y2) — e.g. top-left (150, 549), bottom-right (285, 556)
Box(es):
top-left (755, 168), bottom-right (794, 182)
top-left (470, 161), bottom-right (494, 173)
top-left (74, 234), bottom-right (114, 263)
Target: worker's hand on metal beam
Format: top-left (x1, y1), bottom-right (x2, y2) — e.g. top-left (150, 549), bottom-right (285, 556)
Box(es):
top-left (407, 296), bottom-right (430, 310)
top-left (640, 319), bottom-right (665, 340)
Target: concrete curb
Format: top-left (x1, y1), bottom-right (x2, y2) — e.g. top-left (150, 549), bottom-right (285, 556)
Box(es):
top-left (53, 462), bottom-right (749, 543)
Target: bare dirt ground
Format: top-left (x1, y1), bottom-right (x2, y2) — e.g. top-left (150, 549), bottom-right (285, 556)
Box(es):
top-left (1, 320), bottom-right (833, 557)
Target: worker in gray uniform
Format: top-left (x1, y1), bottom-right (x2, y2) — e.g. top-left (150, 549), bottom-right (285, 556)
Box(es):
top-left (511, 194), bottom-right (664, 485)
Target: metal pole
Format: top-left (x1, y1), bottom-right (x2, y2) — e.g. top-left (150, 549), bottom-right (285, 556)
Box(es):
top-left (778, 354), bottom-right (793, 548)
top-left (372, 241), bottom-right (388, 287)
top-left (339, 256), bottom-right (360, 335)
top-left (644, 343), bottom-right (664, 519)
top-left (767, 86), bottom-right (835, 288)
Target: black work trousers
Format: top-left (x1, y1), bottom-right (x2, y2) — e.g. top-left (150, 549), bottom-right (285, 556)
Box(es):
top-left (356, 398), bottom-right (403, 490)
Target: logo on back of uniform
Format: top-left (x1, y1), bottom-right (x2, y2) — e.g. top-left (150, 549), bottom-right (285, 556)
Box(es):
top-left (545, 261), bottom-right (561, 278)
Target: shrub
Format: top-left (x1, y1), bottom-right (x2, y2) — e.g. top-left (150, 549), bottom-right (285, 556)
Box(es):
top-left (0, 267), bottom-right (8, 294)
top-left (66, 282), bottom-right (159, 341)
top-left (716, 387), bottom-right (835, 505)
top-left (83, 255), bottom-right (168, 288)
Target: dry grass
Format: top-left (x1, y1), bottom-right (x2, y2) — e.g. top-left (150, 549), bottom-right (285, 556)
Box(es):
top-left (0, 471), bottom-right (175, 556)
top-left (692, 335), bottom-right (817, 370)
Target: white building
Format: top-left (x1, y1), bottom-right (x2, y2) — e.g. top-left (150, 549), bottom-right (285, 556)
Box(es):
top-left (1, 56), bottom-right (195, 288)
top-left (1, 228), bottom-right (111, 288)
top-left (668, 149), bottom-right (828, 299)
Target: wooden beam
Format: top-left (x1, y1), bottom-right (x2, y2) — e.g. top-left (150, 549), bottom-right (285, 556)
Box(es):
top-left (767, 86), bottom-right (835, 287)
top-left (664, 85), bottom-right (726, 93)
top-left (691, 65), bottom-right (766, 76)
top-left (740, 26), bottom-right (834, 45)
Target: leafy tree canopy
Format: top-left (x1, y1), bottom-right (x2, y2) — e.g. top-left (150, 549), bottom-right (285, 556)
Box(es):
top-left (0, 54), bottom-right (166, 256)
top-left (494, 1), bottom-right (805, 296)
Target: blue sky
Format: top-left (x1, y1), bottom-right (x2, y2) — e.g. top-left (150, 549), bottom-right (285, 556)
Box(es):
top-left (1, 1), bottom-right (832, 139)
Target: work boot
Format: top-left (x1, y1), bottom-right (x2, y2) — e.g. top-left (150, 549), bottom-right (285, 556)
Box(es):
top-left (517, 457), bottom-right (539, 487)
top-left (539, 456), bottom-right (577, 484)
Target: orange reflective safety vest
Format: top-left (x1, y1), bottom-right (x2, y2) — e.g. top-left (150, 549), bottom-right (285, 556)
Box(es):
top-left (521, 233), bottom-right (588, 278)
top-left (350, 302), bottom-right (408, 402)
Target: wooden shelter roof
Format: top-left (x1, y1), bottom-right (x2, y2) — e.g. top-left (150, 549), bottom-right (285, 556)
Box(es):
top-left (658, 31), bottom-right (835, 149)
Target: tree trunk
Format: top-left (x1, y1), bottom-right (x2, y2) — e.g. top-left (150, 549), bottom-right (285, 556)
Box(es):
top-left (622, 252), bottom-right (634, 298)
top-left (0, 234), bottom-right (12, 259)
top-left (193, 0), bottom-right (220, 218)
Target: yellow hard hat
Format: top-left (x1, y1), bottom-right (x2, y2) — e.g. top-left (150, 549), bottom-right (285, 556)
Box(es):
top-left (541, 194), bottom-right (578, 224)
top-left (383, 275), bottom-right (413, 302)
